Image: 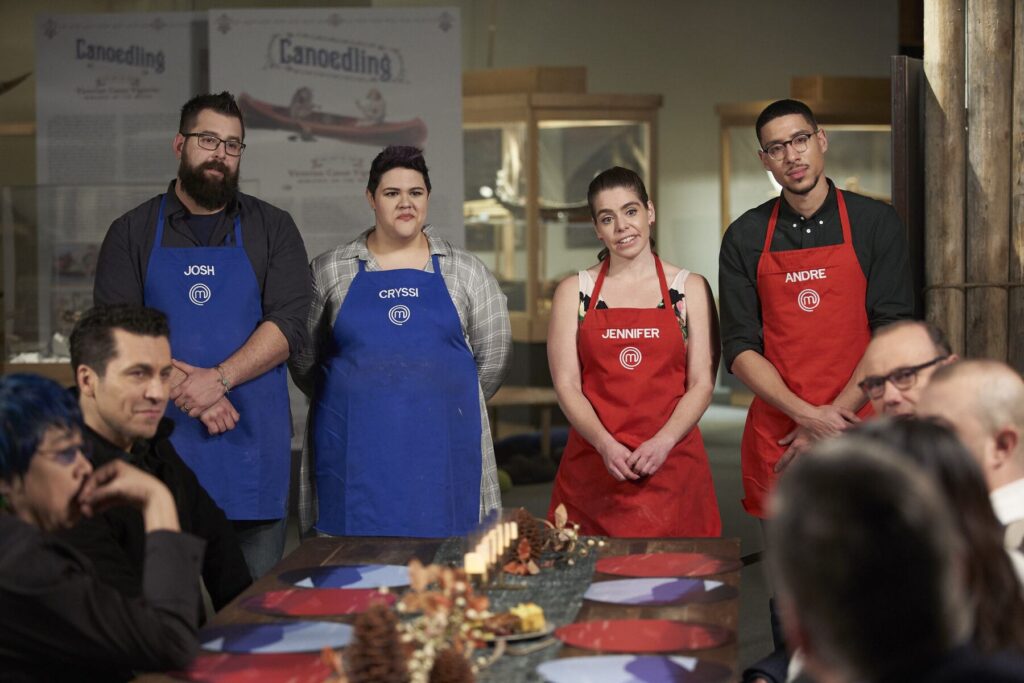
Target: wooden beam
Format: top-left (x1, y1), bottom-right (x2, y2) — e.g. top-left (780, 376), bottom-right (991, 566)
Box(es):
top-left (891, 56), bottom-right (926, 317)
top-left (966, 0), bottom-right (1012, 361)
top-left (923, 0), bottom-right (966, 354)
top-left (1011, 0), bottom-right (1024, 372)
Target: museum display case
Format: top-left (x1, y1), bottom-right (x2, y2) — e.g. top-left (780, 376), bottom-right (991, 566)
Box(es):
top-left (463, 73), bottom-right (662, 343)
top-left (1, 184), bottom-right (163, 381)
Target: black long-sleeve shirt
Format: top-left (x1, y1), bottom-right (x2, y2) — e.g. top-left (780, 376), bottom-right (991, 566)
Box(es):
top-left (93, 180), bottom-right (311, 356)
top-left (57, 419), bottom-right (252, 613)
top-left (719, 180), bottom-right (914, 372)
top-left (0, 515), bottom-right (204, 682)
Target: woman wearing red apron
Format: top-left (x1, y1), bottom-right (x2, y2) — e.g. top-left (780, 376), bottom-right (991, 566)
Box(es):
top-left (548, 167), bottom-right (721, 537)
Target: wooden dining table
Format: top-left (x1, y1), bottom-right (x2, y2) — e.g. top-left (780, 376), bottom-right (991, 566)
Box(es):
top-left (137, 534), bottom-right (741, 682)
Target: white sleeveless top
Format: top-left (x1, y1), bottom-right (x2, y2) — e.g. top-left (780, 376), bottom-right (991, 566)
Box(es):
top-left (577, 268), bottom-right (690, 338)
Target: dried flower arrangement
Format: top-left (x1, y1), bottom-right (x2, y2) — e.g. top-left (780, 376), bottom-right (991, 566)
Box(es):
top-left (321, 561), bottom-right (485, 683)
top-left (502, 504), bottom-right (598, 574)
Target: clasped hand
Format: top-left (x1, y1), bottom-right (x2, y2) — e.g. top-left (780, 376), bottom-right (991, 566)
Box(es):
top-left (774, 403), bottom-right (860, 473)
top-left (170, 359), bottom-right (240, 435)
top-left (599, 435), bottom-right (674, 482)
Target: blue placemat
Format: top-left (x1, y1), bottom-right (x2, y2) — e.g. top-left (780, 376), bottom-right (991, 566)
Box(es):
top-left (199, 621), bottom-right (353, 653)
top-left (537, 655), bottom-right (731, 682)
top-left (278, 563), bottom-right (409, 589)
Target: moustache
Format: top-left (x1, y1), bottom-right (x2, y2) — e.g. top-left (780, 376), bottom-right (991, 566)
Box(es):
top-left (200, 160), bottom-right (231, 175)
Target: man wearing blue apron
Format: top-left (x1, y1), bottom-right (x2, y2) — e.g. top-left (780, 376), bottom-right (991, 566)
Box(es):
top-left (94, 92), bottom-right (311, 578)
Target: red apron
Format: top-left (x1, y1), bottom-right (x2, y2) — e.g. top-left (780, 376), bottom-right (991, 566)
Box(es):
top-left (741, 189), bottom-right (874, 517)
top-left (549, 256), bottom-right (721, 537)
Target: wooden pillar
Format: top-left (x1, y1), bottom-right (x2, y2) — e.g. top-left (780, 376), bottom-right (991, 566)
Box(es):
top-left (923, 0), bottom-right (966, 354)
top-left (1011, 0), bottom-right (1024, 372)
top-left (966, 0), bottom-right (1013, 361)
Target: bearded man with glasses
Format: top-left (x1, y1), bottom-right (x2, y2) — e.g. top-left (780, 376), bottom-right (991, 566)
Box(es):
top-left (95, 92), bottom-right (311, 579)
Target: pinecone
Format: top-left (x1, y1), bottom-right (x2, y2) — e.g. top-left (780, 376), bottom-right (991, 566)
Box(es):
top-left (428, 648), bottom-right (474, 683)
top-left (503, 508), bottom-right (545, 563)
top-left (346, 604), bottom-right (410, 683)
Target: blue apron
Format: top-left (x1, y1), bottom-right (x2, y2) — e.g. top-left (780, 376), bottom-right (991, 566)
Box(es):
top-left (143, 194), bottom-right (290, 520)
top-left (312, 254), bottom-right (482, 537)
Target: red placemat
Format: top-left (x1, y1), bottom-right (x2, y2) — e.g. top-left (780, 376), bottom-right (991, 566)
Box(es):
top-left (596, 553), bottom-right (742, 578)
top-left (172, 652), bottom-right (333, 682)
top-left (555, 619), bottom-right (733, 653)
top-left (242, 588), bottom-right (396, 617)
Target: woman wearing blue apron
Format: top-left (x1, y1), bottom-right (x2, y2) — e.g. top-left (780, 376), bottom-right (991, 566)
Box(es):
top-left (290, 146), bottom-right (511, 537)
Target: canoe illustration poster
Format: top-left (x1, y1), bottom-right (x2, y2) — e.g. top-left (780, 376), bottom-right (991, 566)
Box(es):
top-left (32, 12), bottom-right (205, 351)
top-left (210, 8), bottom-right (463, 255)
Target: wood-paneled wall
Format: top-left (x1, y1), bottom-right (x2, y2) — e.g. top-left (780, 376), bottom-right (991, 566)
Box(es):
top-left (924, 0), bottom-right (1022, 367)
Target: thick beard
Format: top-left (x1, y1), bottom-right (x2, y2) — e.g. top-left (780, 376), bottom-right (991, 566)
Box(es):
top-left (177, 155), bottom-right (239, 211)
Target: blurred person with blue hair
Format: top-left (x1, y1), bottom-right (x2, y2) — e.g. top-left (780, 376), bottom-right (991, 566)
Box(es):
top-left (0, 373), bottom-right (203, 682)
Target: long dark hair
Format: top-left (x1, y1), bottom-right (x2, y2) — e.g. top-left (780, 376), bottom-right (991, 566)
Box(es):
top-left (587, 166), bottom-right (655, 262)
top-left (855, 417), bottom-right (1024, 654)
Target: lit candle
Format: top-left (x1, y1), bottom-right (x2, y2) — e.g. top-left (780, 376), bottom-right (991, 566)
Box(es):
top-left (488, 530), bottom-right (499, 563)
top-left (464, 552), bottom-right (485, 575)
top-left (511, 521), bottom-right (519, 540)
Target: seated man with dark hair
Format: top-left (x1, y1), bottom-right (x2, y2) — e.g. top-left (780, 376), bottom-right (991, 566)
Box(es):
top-left (59, 304), bottom-right (251, 613)
top-left (769, 435), bottom-right (1024, 682)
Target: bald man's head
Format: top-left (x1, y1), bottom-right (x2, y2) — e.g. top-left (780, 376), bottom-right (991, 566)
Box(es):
top-left (859, 321), bottom-right (955, 417)
top-left (918, 360), bottom-right (1024, 492)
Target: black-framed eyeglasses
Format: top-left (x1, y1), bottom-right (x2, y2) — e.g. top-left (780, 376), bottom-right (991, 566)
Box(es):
top-left (858, 356), bottom-right (949, 399)
top-left (761, 130), bottom-right (819, 161)
top-left (180, 132), bottom-right (246, 157)
top-left (37, 441), bottom-right (91, 467)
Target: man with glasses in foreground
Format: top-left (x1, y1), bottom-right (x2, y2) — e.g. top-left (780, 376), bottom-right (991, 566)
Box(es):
top-left (858, 320), bottom-right (956, 417)
top-left (95, 92), bottom-right (311, 578)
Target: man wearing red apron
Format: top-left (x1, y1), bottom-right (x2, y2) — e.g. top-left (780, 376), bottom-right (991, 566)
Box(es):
top-left (719, 98), bottom-right (913, 683)
top-left (719, 99), bottom-right (914, 519)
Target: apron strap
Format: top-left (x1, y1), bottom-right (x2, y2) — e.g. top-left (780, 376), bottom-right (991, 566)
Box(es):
top-left (154, 194), bottom-right (169, 249)
top-left (835, 188), bottom-right (853, 244)
top-left (232, 213), bottom-right (243, 247)
top-left (653, 255), bottom-right (672, 311)
top-left (589, 256), bottom-right (672, 310)
top-left (763, 199), bottom-right (781, 252)
top-left (589, 259), bottom-right (611, 312)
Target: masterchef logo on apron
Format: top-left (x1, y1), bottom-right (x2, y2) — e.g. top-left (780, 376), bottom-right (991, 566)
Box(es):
top-left (797, 288), bottom-right (820, 312)
top-left (619, 346), bottom-right (642, 370)
top-left (388, 304), bottom-right (410, 325)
